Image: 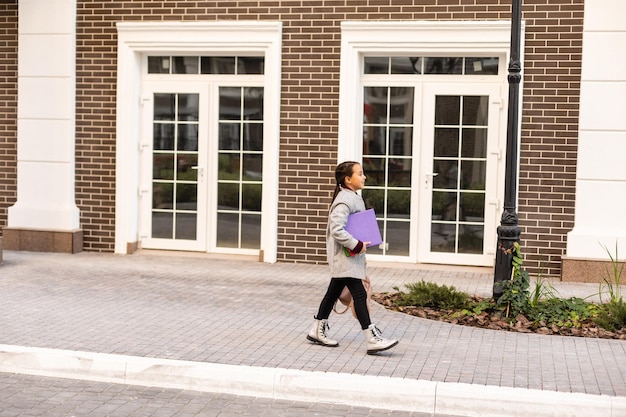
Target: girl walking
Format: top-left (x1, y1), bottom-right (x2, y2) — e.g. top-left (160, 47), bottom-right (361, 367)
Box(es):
top-left (307, 161), bottom-right (399, 355)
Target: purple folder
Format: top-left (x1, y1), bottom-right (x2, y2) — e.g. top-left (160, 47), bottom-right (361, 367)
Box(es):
top-left (345, 209), bottom-right (383, 247)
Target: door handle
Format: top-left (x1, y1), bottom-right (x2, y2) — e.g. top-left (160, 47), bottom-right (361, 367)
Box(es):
top-left (425, 172), bottom-right (438, 187)
top-left (191, 166), bottom-right (204, 179)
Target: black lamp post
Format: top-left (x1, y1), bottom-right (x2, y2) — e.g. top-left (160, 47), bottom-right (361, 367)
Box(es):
top-left (493, 0), bottom-right (523, 300)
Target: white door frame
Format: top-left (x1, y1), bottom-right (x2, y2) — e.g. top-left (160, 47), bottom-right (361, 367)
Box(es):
top-left (115, 22), bottom-right (282, 262)
top-left (338, 20), bottom-right (522, 266)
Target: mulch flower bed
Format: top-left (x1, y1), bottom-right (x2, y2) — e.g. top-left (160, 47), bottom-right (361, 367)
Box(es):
top-left (372, 292), bottom-right (626, 340)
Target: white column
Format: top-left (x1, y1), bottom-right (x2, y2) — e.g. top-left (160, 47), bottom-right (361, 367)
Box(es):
top-left (7, 0), bottom-right (79, 230)
top-left (566, 0), bottom-right (626, 259)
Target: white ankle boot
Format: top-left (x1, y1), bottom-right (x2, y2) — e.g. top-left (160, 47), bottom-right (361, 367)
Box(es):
top-left (307, 318), bottom-right (339, 347)
top-left (363, 324), bottom-right (398, 355)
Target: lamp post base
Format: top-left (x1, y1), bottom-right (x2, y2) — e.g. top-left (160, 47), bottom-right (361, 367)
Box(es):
top-left (493, 216), bottom-right (521, 300)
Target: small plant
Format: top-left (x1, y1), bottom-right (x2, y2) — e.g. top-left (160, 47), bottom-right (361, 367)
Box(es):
top-left (598, 241), bottom-right (623, 305)
top-left (496, 242), bottom-right (530, 318)
top-left (595, 299), bottom-right (626, 331)
top-left (594, 241), bottom-right (626, 331)
top-left (395, 280), bottom-right (471, 310)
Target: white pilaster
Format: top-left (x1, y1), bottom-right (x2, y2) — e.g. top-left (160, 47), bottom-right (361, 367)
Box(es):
top-left (7, 0), bottom-right (79, 230)
top-left (566, 0), bottom-right (626, 259)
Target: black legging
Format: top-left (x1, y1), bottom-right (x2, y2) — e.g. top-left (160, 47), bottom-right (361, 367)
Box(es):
top-left (315, 277), bottom-right (371, 330)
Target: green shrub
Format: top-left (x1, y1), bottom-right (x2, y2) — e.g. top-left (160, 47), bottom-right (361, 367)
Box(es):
top-left (594, 299), bottom-right (626, 331)
top-left (396, 280), bottom-right (471, 310)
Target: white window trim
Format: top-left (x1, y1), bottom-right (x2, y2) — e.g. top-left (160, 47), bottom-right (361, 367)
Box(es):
top-left (338, 20), bottom-right (520, 162)
top-left (338, 20), bottom-right (524, 265)
top-left (115, 21), bottom-right (282, 262)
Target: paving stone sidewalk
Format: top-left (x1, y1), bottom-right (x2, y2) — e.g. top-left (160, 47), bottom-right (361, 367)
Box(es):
top-left (0, 250), bottom-right (624, 416)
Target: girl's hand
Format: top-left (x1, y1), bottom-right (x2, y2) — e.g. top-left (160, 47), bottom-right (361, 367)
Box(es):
top-left (360, 242), bottom-right (371, 253)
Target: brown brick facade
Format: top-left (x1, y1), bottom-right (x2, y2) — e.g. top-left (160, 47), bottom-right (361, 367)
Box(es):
top-left (0, 1), bottom-right (18, 233)
top-left (2, 1), bottom-right (584, 278)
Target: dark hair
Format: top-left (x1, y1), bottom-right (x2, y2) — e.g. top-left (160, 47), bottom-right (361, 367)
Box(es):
top-left (331, 161), bottom-right (360, 203)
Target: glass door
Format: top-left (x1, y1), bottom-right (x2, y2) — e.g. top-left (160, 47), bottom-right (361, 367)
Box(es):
top-left (419, 83), bottom-right (502, 266)
top-left (139, 82), bottom-right (209, 251)
top-left (362, 86), bottom-right (416, 258)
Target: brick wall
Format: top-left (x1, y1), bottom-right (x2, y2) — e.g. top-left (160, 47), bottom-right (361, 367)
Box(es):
top-left (0, 1), bottom-right (18, 233)
top-left (74, 1), bottom-right (583, 276)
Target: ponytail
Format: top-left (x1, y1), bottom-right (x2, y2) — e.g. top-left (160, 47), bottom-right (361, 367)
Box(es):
top-left (331, 161), bottom-right (359, 204)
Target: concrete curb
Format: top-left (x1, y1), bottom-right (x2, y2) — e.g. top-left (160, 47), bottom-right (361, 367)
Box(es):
top-left (1, 344), bottom-right (624, 417)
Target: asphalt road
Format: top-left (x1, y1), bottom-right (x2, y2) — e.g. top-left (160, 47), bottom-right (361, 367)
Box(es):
top-left (0, 372), bottom-right (463, 417)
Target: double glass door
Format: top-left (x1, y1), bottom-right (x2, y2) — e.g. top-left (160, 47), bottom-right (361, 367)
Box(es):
top-left (139, 81), bottom-right (264, 253)
top-left (363, 82), bottom-right (502, 266)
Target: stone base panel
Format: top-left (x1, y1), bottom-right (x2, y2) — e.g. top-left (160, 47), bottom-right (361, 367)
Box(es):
top-left (2, 228), bottom-right (83, 254)
top-left (561, 256), bottom-right (623, 283)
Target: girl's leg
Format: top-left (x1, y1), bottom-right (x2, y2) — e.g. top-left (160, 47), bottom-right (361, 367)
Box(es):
top-left (315, 278), bottom-right (348, 320)
top-left (345, 278), bottom-right (371, 330)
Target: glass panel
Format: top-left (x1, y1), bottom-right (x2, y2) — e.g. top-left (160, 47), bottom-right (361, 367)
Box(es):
top-left (465, 57), bottom-right (499, 75)
top-left (217, 212), bottom-right (239, 247)
top-left (363, 126), bottom-right (385, 155)
top-left (363, 57), bottom-right (389, 74)
top-left (389, 87), bottom-right (414, 123)
top-left (244, 87), bottom-right (264, 120)
top-left (435, 96), bottom-right (460, 125)
top-left (154, 94), bottom-right (176, 121)
top-left (424, 57), bottom-right (462, 74)
top-left (201, 56), bottom-right (236, 74)
top-left (178, 94), bottom-right (199, 121)
top-left (387, 189), bottom-right (410, 218)
top-left (218, 154), bottom-right (240, 179)
top-left (237, 57), bottom-right (264, 74)
top-left (363, 87), bottom-right (388, 122)
top-left (458, 225), bottom-right (483, 253)
top-left (461, 128), bottom-right (487, 158)
top-left (218, 182), bottom-right (239, 210)
top-left (152, 212), bottom-right (173, 238)
top-left (390, 57), bottom-right (417, 74)
top-left (389, 127), bottom-right (412, 156)
top-left (177, 154), bottom-right (197, 181)
top-left (148, 56), bottom-right (170, 74)
top-left (432, 191), bottom-right (457, 220)
top-left (220, 87), bottom-right (242, 120)
top-left (153, 154), bottom-right (174, 180)
top-left (242, 183), bottom-right (262, 211)
top-left (433, 128), bottom-right (459, 157)
top-left (219, 123), bottom-right (241, 151)
top-left (153, 124), bottom-right (174, 150)
top-left (433, 160), bottom-right (458, 189)
top-left (172, 56), bottom-right (199, 74)
top-left (388, 158), bottom-right (411, 187)
top-left (152, 182), bottom-right (173, 209)
top-left (363, 158), bottom-right (385, 186)
top-left (461, 192), bottom-right (485, 221)
top-left (460, 160), bottom-right (486, 190)
top-left (243, 154), bottom-right (263, 180)
top-left (385, 221), bottom-right (410, 256)
top-left (175, 213), bottom-right (197, 240)
top-left (462, 96), bottom-right (489, 126)
top-left (431, 226), bottom-right (457, 253)
top-left (243, 124), bottom-right (263, 151)
top-left (241, 214), bottom-right (261, 248)
top-left (176, 184), bottom-right (197, 210)
top-left (177, 124), bottom-right (198, 151)
top-left (362, 189), bottom-right (384, 215)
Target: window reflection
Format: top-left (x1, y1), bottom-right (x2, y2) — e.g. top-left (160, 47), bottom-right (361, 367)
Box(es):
top-left (363, 56), bottom-right (499, 76)
top-left (147, 56), bottom-right (265, 75)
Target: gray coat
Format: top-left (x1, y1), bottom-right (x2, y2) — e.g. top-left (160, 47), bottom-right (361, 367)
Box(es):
top-left (326, 188), bottom-right (367, 279)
